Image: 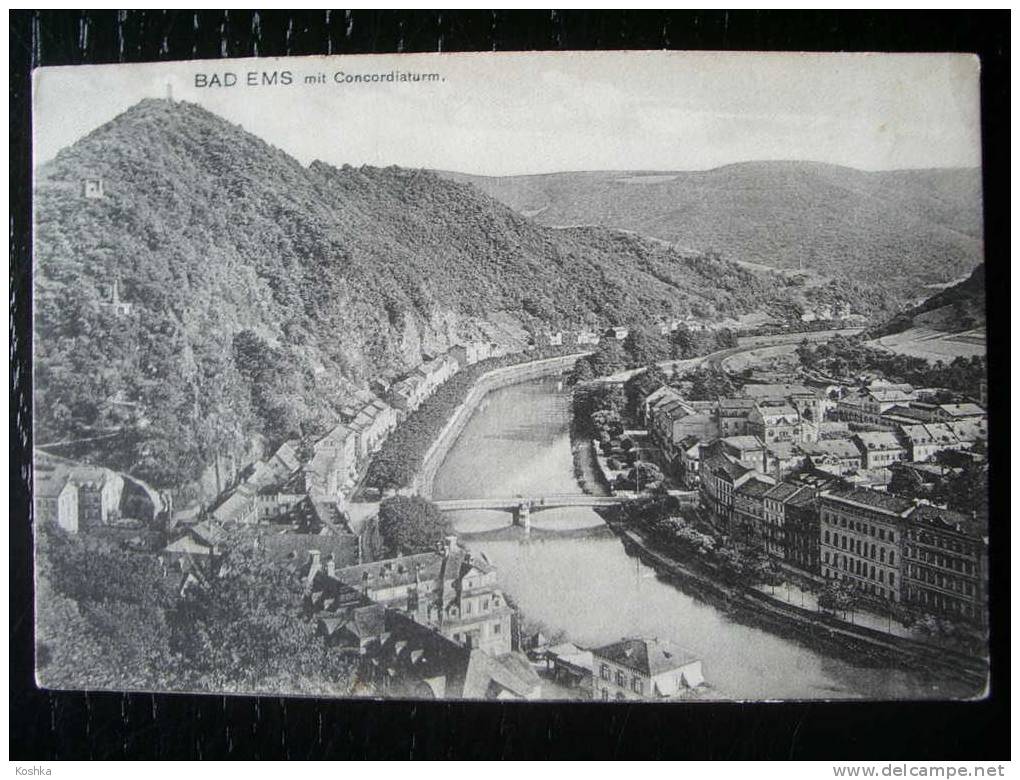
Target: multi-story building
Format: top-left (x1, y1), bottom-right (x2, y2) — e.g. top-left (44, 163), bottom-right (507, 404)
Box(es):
top-left (740, 383), bottom-right (826, 427)
top-left (902, 504), bottom-right (987, 627)
top-left (896, 424), bottom-right (940, 463)
top-left (748, 402), bottom-right (803, 445)
top-left (346, 398), bottom-right (399, 465)
top-left (818, 488), bottom-right (914, 602)
top-left (315, 536), bottom-right (513, 656)
top-left (713, 436), bottom-right (767, 472)
top-left (784, 489), bottom-right (821, 575)
top-left (761, 482), bottom-right (808, 559)
top-left (700, 446), bottom-right (773, 531)
top-left (592, 637), bottom-right (703, 701)
top-left (799, 438), bottom-right (862, 476)
top-left (75, 468), bottom-right (125, 526)
top-left (676, 435), bottom-right (703, 488)
top-left (642, 385), bottom-right (685, 425)
top-left (853, 431), bottom-right (909, 470)
top-left (652, 400), bottom-right (718, 466)
top-left (717, 398), bottom-right (756, 438)
top-left (34, 466), bottom-right (79, 533)
top-left (733, 477), bottom-right (773, 547)
top-left (935, 403), bottom-right (986, 423)
top-left (764, 441), bottom-right (808, 481)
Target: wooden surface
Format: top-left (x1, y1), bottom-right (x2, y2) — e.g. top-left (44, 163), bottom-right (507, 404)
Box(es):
top-left (10, 10), bottom-right (1010, 760)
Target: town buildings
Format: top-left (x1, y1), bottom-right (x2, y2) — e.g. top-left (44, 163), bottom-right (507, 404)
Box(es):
top-left (306, 537), bottom-right (540, 699)
top-left (592, 637), bottom-right (703, 701)
top-left (903, 504), bottom-right (988, 627)
top-left (819, 488), bottom-right (913, 602)
top-left (312, 536), bottom-right (513, 656)
top-left (853, 431), bottom-right (909, 470)
top-left (33, 456), bottom-right (128, 533)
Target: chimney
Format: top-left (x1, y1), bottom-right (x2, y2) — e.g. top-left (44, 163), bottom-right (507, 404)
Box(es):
top-left (308, 549), bottom-right (322, 576)
top-left (325, 553), bottom-right (335, 577)
top-left (443, 535), bottom-right (458, 555)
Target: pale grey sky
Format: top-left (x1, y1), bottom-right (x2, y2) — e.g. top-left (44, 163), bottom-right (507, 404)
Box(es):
top-left (33, 51), bottom-right (982, 176)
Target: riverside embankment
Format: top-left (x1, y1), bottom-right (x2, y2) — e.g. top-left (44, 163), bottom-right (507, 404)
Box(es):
top-left (432, 376), bottom-right (972, 700)
top-left (601, 511), bottom-right (988, 694)
top-left (414, 352), bottom-right (589, 497)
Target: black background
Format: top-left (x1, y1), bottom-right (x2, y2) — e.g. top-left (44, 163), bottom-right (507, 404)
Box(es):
top-left (9, 10), bottom-right (1010, 760)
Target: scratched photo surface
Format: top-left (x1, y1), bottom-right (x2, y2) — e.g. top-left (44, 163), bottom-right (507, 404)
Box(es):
top-left (31, 51), bottom-right (988, 702)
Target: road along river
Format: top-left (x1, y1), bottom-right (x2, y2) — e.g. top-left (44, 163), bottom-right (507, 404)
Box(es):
top-left (431, 375), bottom-right (971, 701)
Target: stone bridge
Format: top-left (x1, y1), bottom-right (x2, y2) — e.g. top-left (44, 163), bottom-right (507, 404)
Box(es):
top-left (433, 494), bottom-right (629, 530)
top-left (433, 491), bottom-right (700, 530)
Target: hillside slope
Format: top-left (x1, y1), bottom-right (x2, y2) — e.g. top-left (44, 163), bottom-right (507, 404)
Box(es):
top-left (868, 264), bottom-right (986, 338)
top-left (438, 162), bottom-right (984, 291)
top-left (34, 100), bottom-right (897, 490)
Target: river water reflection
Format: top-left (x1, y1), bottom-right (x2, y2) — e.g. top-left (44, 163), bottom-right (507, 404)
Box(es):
top-left (432, 377), bottom-right (963, 700)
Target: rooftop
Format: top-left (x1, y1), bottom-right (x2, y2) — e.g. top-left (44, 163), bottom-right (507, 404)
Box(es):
top-left (939, 403), bottom-right (985, 417)
top-left (740, 383), bottom-right (815, 399)
top-left (909, 503), bottom-right (987, 539)
top-left (799, 439), bottom-right (860, 459)
top-left (593, 637), bottom-right (700, 677)
top-left (721, 435), bottom-right (765, 452)
top-left (736, 477), bottom-right (774, 498)
top-left (854, 431), bottom-right (903, 450)
top-left (822, 486), bottom-right (914, 516)
top-left (764, 482), bottom-right (802, 502)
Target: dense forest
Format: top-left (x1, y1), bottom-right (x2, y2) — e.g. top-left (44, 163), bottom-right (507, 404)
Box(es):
top-left (441, 162), bottom-right (984, 293)
top-left (34, 525), bottom-right (358, 695)
top-left (35, 98), bottom-right (897, 491)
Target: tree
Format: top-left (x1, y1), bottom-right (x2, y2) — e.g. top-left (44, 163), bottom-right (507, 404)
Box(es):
top-left (623, 327), bottom-right (668, 369)
top-left (621, 461), bottom-right (664, 492)
top-left (377, 495), bottom-right (451, 555)
top-left (687, 368), bottom-right (735, 401)
top-left (568, 357), bottom-right (595, 386)
top-left (591, 408), bottom-right (624, 440)
top-left (624, 364), bottom-right (668, 416)
top-left (589, 339), bottom-right (628, 377)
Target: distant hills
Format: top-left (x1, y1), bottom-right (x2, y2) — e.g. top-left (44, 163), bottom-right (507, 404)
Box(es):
top-left (35, 99), bottom-right (896, 490)
top-left (437, 162), bottom-right (984, 293)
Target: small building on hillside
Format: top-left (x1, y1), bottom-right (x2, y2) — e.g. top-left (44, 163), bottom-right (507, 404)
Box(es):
top-left (592, 637), bottom-right (704, 701)
top-left (68, 466), bottom-right (125, 527)
top-left (82, 176), bottom-right (104, 199)
top-left (35, 467), bottom-right (79, 533)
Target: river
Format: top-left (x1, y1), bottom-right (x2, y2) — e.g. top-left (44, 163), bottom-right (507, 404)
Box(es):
top-left (432, 376), bottom-right (965, 701)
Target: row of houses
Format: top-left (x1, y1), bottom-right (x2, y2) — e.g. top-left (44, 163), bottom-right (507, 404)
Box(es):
top-left (385, 341), bottom-right (511, 413)
top-left (700, 452), bottom-right (988, 626)
top-left (644, 382), bottom-right (986, 490)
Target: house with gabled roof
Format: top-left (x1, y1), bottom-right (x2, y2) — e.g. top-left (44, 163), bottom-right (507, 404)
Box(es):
top-left (310, 536), bottom-right (513, 657)
top-left (592, 637), bottom-right (703, 701)
top-left (853, 431), bottom-right (908, 470)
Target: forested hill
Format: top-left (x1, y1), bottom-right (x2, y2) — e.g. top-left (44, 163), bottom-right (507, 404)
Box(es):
top-left (34, 98), bottom-right (893, 490)
top-left (437, 162), bottom-right (984, 292)
top-left (867, 264), bottom-right (987, 339)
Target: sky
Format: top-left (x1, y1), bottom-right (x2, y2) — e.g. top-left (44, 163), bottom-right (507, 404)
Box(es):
top-left (33, 51), bottom-right (982, 176)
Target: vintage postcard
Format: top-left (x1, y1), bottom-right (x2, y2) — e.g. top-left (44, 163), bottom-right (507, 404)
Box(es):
top-left (31, 51), bottom-right (988, 701)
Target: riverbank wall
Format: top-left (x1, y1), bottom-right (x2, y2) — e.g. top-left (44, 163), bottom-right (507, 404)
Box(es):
top-left (414, 352), bottom-right (590, 497)
top-left (602, 513), bottom-right (988, 694)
